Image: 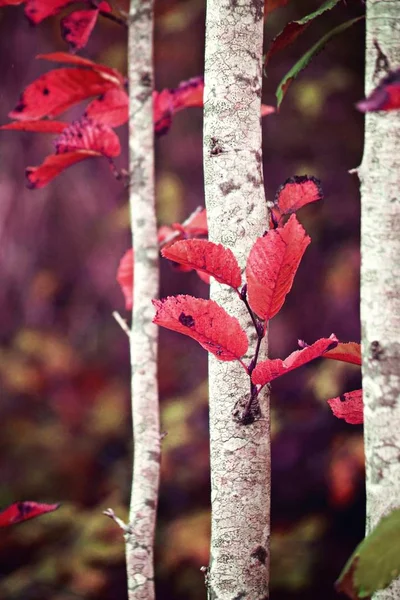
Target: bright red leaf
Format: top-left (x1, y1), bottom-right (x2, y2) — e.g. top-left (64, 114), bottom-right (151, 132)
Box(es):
top-left (25, 0), bottom-right (74, 23)
top-left (26, 151), bottom-right (101, 189)
top-left (9, 68), bottom-right (119, 121)
top-left (0, 501), bottom-right (60, 527)
top-left (162, 240), bottom-right (241, 289)
top-left (252, 334), bottom-right (338, 386)
top-left (246, 214), bottom-right (310, 321)
top-left (273, 175), bottom-right (323, 222)
top-left (85, 88), bottom-right (129, 128)
top-left (37, 52), bottom-right (124, 85)
top-left (117, 249), bottom-right (134, 310)
top-left (323, 342), bottom-right (361, 366)
top-left (61, 8), bottom-right (100, 52)
top-left (182, 208), bottom-right (208, 237)
top-left (0, 0), bottom-right (23, 6)
top-left (0, 120), bottom-right (67, 133)
top-left (327, 390), bottom-right (363, 425)
top-left (55, 117), bottom-right (121, 157)
top-left (357, 69), bottom-right (400, 112)
top-left (153, 295), bottom-right (248, 361)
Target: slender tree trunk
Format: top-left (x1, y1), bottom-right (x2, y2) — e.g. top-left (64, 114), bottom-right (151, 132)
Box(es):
top-left (126, 1), bottom-right (160, 598)
top-left (360, 2), bottom-right (400, 599)
top-left (203, 1), bottom-right (270, 598)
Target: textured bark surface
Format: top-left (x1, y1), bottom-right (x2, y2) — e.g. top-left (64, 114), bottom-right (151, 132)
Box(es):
top-left (360, 2), bottom-right (400, 599)
top-left (126, 2), bottom-right (160, 599)
top-left (203, 1), bottom-right (270, 598)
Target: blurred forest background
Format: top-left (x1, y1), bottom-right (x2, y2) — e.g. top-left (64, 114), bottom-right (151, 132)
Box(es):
top-left (0, 0), bottom-right (365, 598)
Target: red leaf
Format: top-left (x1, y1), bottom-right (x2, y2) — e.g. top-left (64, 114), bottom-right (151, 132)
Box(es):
top-left (25, 0), bottom-right (74, 23)
top-left (323, 342), bottom-right (361, 366)
top-left (162, 240), bottom-right (241, 289)
top-left (85, 88), bottom-right (129, 127)
top-left (55, 117), bottom-right (121, 157)
top-left (0, 0), bottom-right (24, 6)
top-left (273, 175), bottom-right (323, 221)
top-left (9, 68), bottom-right (119, 121)
top-left (264, 0), bottom-right (288, 16)
top-left (357, 69), bottom-right (400, 112)
top-left (26, 151), bottom-right (101, 189)
top-left (61, 8), bottom-right (99, 52)
top-left (182, 208), bottom-right (208, 237)
top-left (261, 104), bottom-right (276, 117)
top-left (117, 249), bottom-right (133, 310)
top-left (153, 295), bottom-right (248, 361)
top-left (0, 501), bottom-right (60, 527)
top-left (0, 120), bottom-right (68, 133)
top-left (36, 52), bottom-right (124, 85)
top-left (252, 334), bottom-right (338, 386)
top-left (327, 390), bottom-right (363, 425)
top-left (171, 76), bottom-right (204, 113)
top-left (246, 214), bottom-right (310, 320)
top-left (154, 89), bottom-right (174, 135)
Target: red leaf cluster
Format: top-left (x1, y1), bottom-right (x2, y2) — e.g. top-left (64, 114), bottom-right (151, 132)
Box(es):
top-left (0, 501), bottom-right (60, 527)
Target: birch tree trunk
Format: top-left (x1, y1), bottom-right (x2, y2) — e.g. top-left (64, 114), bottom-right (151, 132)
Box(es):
top-left (126, 1), bottom-right (160, 598)
top-left (203, 1), bottom-right (270, 598)
top-left (360, 2), bottom-right (400, 599)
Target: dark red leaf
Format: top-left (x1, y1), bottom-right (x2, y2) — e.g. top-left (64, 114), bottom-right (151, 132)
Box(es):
top-left (85, 88), bottom-right (129, 127)
top-left (264, 0), bottom-right (289, 16)
top-left (117, 249), bottom-right (133, 310)
top-left (25, 0), bottom-right (74, 23)
top-left (162, 240), bottom-right (241, 288)
top-left (153, 295), bottom-right (248, 361)
top-left (273, 175), bottom-right (323, 222)
top-left (252, 334), bottom-right (338, 386)
top-left (0, 501), bottom-right (60, 527)
top-left (327, 390), bottom-right (363, 424)
top-left (61, 8), bottom-right (99, 52)
top-left (246, 214), bottom-right (310, 321)
top-left (0, 120), bottom-right (67, 133)
top-left (357, 69), bottom-right (400, 112)
top-left (36, 52), bottom-right (124, 85)
top-left (323, 342), bottom-right (361, 366)
top-left (0, 0), bottom-right (24, 6)
top-left (55, 117), bottom-right (121, 157)
top-left (9, 68), bottom-right (119, 121)
top-left (26, 150), bottom-right (101, 189)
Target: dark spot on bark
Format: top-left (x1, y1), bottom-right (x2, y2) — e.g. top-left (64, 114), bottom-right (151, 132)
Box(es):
top-left (251, 545), bottom-right (268, 564)
top-left (42, 87), bottom-right (50, 96)
top-left (140, 72), bottom-right (152, 87)
top-left (247, 174), bottom-right (262, 188)
top-left (250, 0), bottom-right (263, 22)
top-left (145, 499), bottom-right (156, 509)
top-left (232, 593), bottom-right (246, 600)
top-left (148, 450), bottom-right (160, 462)
top-left (179, 312), bottom-right (195, 327)
top-left (370, 340), bottom-right (384, 360)
top-left (219, 180), bottom-right (240, 195)
top-left (210, 137), bottom-right (224, 156)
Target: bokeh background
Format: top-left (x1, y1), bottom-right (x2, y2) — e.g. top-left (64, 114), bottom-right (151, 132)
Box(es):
top-left (0, 0), bottom-right (365, 598)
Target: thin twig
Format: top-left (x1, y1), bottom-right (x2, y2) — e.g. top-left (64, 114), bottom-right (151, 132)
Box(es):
top-left (112, 311), bottom-right (131, 338)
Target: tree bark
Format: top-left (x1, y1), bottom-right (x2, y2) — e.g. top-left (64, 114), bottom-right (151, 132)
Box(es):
top-left (126, 1), bottom-right (160, 599)
top-left (203, 1), bottom-right (270, 598)
top-left (360, 2), bottom-right (400, 599)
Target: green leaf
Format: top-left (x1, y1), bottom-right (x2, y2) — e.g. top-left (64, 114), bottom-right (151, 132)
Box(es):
top-left (276, 16), bottom-right (364, 109)
top-left (265, 0), bottom-right (342, 66)
top-left (336, 508), bottom-right (400, 599)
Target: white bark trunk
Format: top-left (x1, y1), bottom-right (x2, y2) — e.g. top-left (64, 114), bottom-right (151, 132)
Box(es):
top-left (360, 2), bottom-right (400, 599)
top-left (127, 2), bottom-right (160, 599)
top-left (203, 1), bottom-right (270, 598)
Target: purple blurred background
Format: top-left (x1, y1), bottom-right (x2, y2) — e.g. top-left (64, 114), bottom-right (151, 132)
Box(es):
top-left (0, 1), bottom-right (364, 598)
